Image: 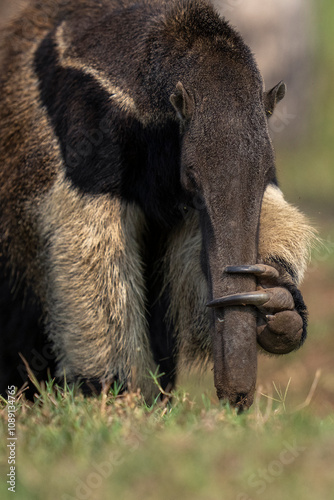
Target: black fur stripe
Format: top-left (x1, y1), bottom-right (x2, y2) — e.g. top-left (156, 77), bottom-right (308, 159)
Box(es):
top-left (34, 31), bottom-right (124, 195)
top-left (34, 31), bottom-right (185, 226)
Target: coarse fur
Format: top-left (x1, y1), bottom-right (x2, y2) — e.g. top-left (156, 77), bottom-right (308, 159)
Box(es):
top-left (38, 172), bottom-right (157, 399)
top-left (55, 21), bottom-right (141, 118)
top-left (0, 0), bottom-right (316, 403)
top-left (162, 184), bottom-right (316, 368)
top-left (259, 184), bottom-right (316, 285)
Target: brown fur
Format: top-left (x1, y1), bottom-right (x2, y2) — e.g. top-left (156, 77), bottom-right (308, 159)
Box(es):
top-left (0, 48), bottom-right (58, 285)
top-left (0, 0), bottom-right (115, 275)
top-left (0, 1), bottom-right (158, 397)
top-left (0, 0), bottom-right (316, 400)
top-left (55, 21), bottom-right (140, 116)
top-left (162, 183), bottom-right (317, 368)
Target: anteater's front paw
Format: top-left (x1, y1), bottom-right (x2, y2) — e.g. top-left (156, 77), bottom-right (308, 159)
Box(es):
top-left (253, 263), bottom-right (307, 354)
top-left (207, 264), bottom-right (308, 355)
top-left (255, 286), bottom-right (304, 354)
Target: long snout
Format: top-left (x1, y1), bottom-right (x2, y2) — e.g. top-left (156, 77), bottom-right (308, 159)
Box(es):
top-left (210, 275), bottom-right (258, 410)
top-left (201, 191), bottom-right (263, 410)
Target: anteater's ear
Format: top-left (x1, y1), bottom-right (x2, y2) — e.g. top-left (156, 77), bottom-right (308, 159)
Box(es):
top-left (170, 81), bottom-right (194, 122)
top-left (264, 81), bottom-right (286, 118)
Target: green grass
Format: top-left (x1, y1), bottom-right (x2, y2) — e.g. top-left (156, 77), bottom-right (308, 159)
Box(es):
top-left (0, 381), bottom-right (334, 500)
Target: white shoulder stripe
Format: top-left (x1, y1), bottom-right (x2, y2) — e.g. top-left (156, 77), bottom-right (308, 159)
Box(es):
top-left (55, 22), bottom-right (139, 115)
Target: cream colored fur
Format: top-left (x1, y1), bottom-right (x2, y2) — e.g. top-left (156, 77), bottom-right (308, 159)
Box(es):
top-left (259, 184), bottom-right (316, 285)
top-left (161, 210), bottom-right (211, 368)
top-left (162, 183), bottom-right (316, 367)
top-left (38, 172), bottom-right (157, 401)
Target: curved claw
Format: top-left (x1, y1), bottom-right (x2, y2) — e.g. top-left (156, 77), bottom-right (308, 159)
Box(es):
top-left (225, 265), bottom-right (280, 280)
top-left (207, 291), bottom-right (270, 309)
